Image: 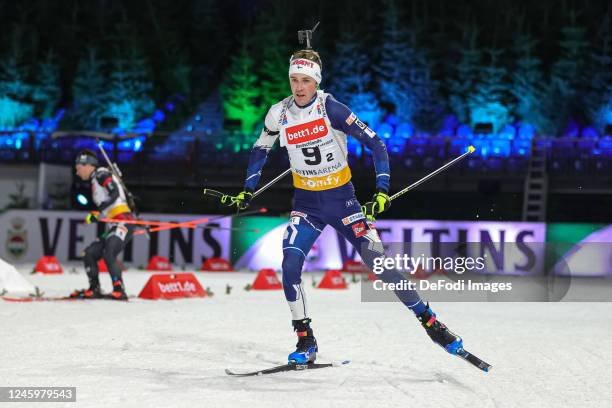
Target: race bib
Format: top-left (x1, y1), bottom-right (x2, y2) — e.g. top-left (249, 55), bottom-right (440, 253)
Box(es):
top-left (109, 224), bottom-right (128, 241)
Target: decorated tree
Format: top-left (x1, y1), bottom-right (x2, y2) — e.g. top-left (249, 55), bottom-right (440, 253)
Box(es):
top-left (375, 0), bottom-right (443, 132)
top-left (447, 22), bottom-right (481, 124)
top-left (409, 48), bottom-right (444, 133)
top-left (328, 29), bottom-right (382, 127)
top-left (374, 0), bottom-right (415, 123)
top-left (254, 12), bottom-right (291, 110)
top-left (468, 48), bottom-right (513, 133)
top-left (543, 10), bottom-right (589, 134)
top-left (105, 47), bottom-right (155, 129)
top-left (584, 17), bottom-right (612, 133)
top-left (106, 55), bottom-right (131, 127)
top-left (72, 47), bottom-right (107, 129)
top-left (32, 50), bottom-right (61, 119)
top-left (403, 0), bottom-right (444, 133)
top-left (220, 37), bottom-right (263, 134)
top-left (125, 47), bottom-right (155, 121)
top-left (0, 56), bottom-right (30, 101)
top-left (511, 32), bottom-right (546, 130)
top-left (0, 38), bottom-right (33, 128)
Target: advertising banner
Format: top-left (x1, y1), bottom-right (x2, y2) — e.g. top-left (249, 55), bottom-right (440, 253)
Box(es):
top-left (5, 210), bottom-right (609, 278)
top-left (232, 218), bottom-right (546, 274)
top-left (0, 210), bottom-right (231, 267)
top-left (546, 223), bottom-right (612, 277)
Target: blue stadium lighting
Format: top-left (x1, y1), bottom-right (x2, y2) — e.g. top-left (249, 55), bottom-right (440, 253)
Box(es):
top-left (396, 123), bottom-right (413, 139)
top-left (377, 123), bottom-right (393, 139)
top-left (133, 118), bottom-right (155, 134)
top-left (116, 136), bottom-right (146, 152)
top-left (582, 127), bottom-right (598, 138)
top-left (498, 124), bottom-right (516, 140)
top-left (153, 110), bottom-right (165, 122)
top-left (518, 123), bottom-right (536, 139)
top-left (457, 124), bottom-right (473, 139)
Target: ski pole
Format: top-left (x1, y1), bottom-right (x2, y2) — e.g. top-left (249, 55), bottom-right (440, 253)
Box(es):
top-left (208, 207), bottom-right (268, 220)
top-left (203, 168), bottom-right (291, 200)
top-left (390, 146), bottom-right (475, 202)
top-left (195, 225), bottom-right (261, 233)
top-left (252, 168), bottom-right (291, 198)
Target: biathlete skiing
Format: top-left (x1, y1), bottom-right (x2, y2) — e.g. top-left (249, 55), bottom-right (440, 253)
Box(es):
top-left (219, 47), bottom-right (467, 365)
top-left (71, 149), bottom-right (134, 300)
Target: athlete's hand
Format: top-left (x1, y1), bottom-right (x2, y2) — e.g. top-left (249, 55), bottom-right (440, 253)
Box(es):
top-left (221, 190), bottom-right (253, 210)
top-left (361, 191), bottom-right (391, 221)
top-left (85, 211), bottom-right (100, 224)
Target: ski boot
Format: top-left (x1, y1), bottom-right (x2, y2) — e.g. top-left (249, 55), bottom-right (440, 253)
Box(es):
top-left (108, 281), bottom-right (128, 301)
top-left (288, 318), bottom-right (318, 364)
top-left (69, 286), bottom-right (103, 299)
top-left (417, 305), bottom-right (463, 354)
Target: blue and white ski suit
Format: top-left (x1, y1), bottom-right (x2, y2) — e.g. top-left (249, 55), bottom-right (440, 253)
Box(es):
top-left (244, 91), bottom-right (426, 319)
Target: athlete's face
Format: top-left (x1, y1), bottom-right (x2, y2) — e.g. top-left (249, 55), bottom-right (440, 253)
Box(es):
top-left (75, 163), bottom-right (95, 181)
top-left (290, 73), bottom-right (317, 106)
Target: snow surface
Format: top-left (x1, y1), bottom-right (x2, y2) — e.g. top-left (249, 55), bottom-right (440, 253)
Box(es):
top-left (1, 265), bottom-right (611, 408)
top-left (0, 258), bottom-right (34, 292)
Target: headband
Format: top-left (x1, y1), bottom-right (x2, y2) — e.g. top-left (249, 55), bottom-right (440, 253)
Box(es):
top-left (75, 153), bottom-right (99, 166)
top-left (288, 58), bottom-right (322, 84)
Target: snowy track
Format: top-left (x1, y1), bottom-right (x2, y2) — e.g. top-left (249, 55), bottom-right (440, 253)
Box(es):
top-left (1, 267), bottom-right (610, 407)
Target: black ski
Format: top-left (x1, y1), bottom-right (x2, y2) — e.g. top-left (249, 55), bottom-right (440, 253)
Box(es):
top-left (456, 348), bottom-right (492, 372)
top-left (225, 360), bottom-right (350, 377)
top-left (1, 294), bottom-right (133, 302)
top-left (1, 296), bottom-right (78, 302)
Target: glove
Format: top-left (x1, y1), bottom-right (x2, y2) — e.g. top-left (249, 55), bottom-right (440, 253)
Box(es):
top-left (361, 191), bottom-right (391, 222)
top-left (221, 190), bottom-right (253, 210)
top-left (85, 211), bottom-right (100, 224)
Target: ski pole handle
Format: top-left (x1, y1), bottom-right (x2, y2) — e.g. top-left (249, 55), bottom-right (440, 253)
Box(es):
top-left (203, 189), bottom-right (226, 199)
top-left (202, 169), bottom-right (291, 201)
